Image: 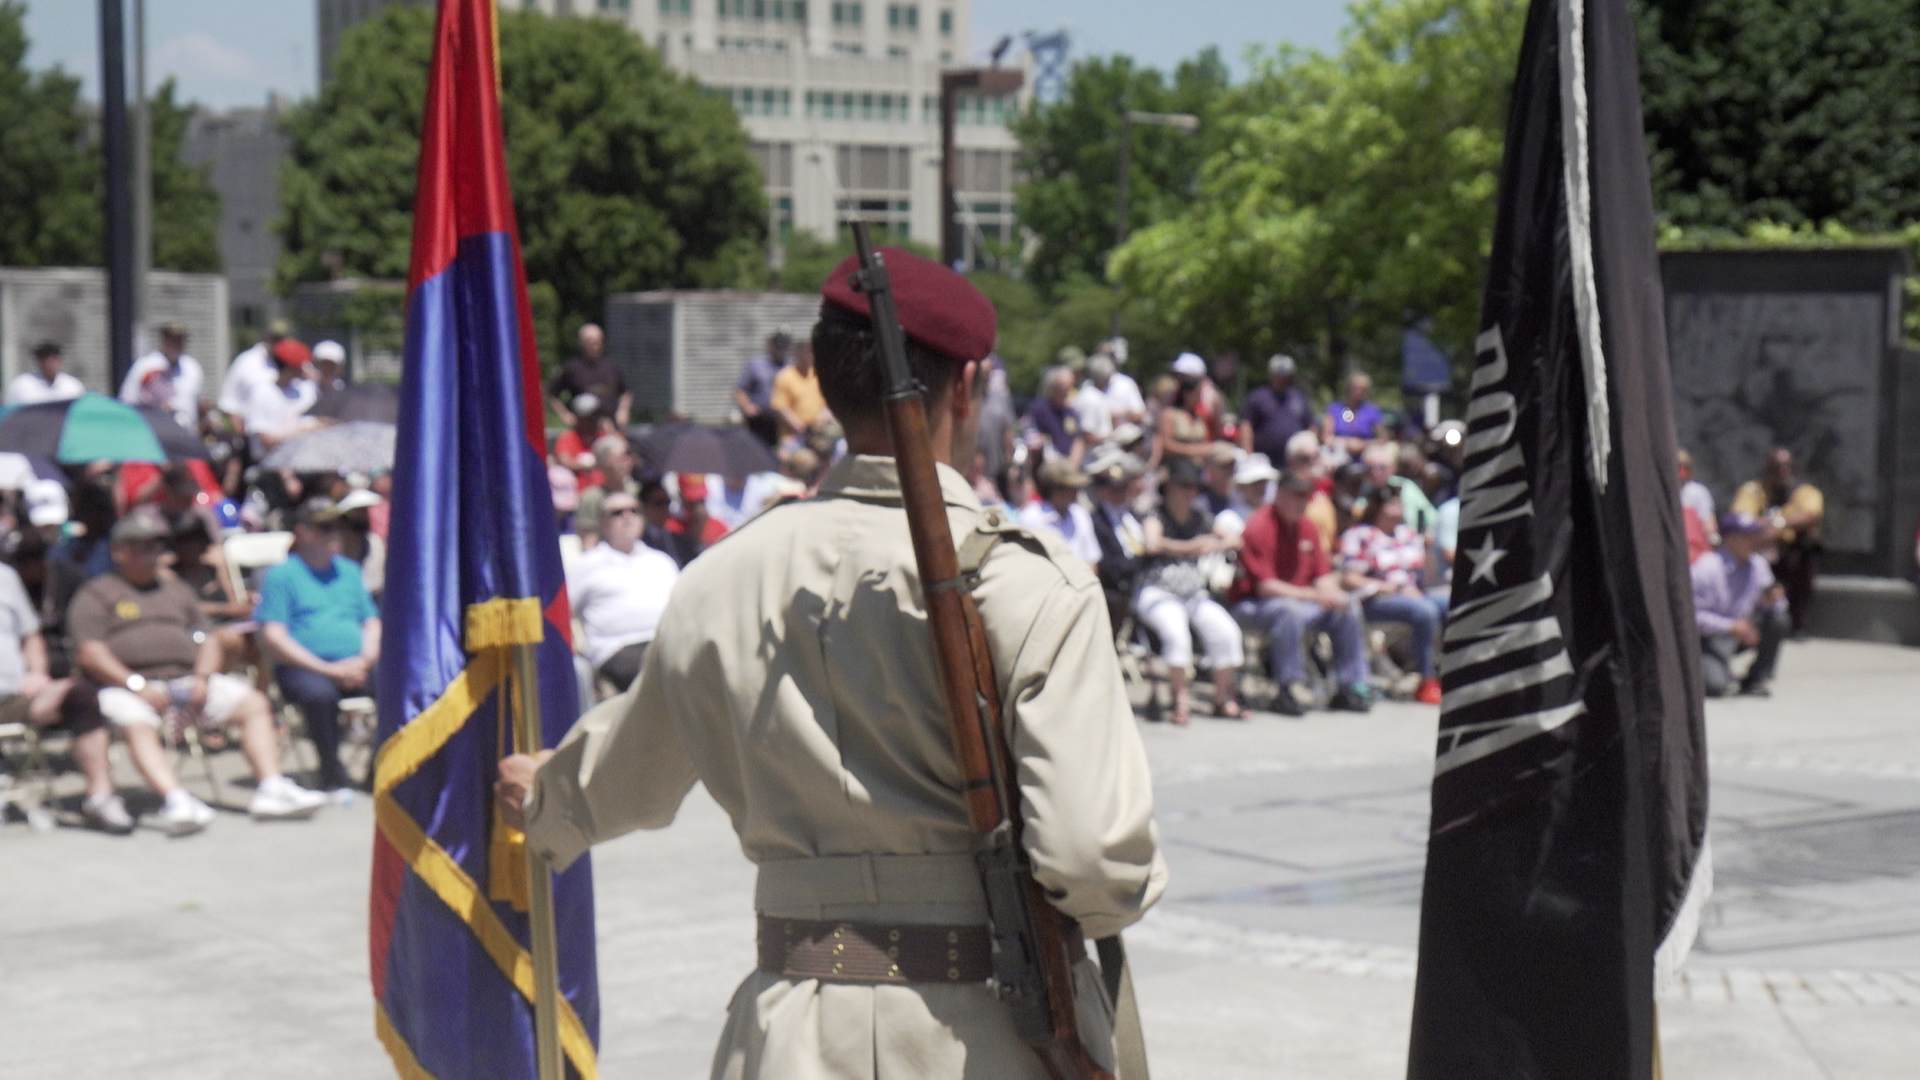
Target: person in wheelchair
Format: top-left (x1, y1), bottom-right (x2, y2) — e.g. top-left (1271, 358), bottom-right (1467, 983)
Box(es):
top-left (1340, 485), bottom-right (1447, 705)
top-left (1137, 459), bottom-right (1245, 724)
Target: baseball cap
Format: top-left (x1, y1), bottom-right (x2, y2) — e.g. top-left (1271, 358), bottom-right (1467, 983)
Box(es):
top-left (1089, 452), bottom-right (1146, 486)
top-left (334, 488), bottom-right (383, 514)
top-left (1719, 511), bottom-right (1765, 536)
top-left (1171, 353), bottom-right (1208, 380)
top-left (271, 338), bottom-right (312, 369)
top-left (292, 498), bottom-right (344, 527)
top-left (24, 479), bottom-right (68, 527)
top-left (1234, 453), bottom-right (1281, 486)
top-left (312, 339), bottom-right (347, 365)
top-left (1163, 458), bottom-right (1205, 489)
top-left (110, 507), bottom-right (172, 543)
top-left (1036, 458), bottom-right (1091, 490)
top-left (1268, 353), bottom-right (1297, 377)
top-left (677, 472), bottom-right (710, 502)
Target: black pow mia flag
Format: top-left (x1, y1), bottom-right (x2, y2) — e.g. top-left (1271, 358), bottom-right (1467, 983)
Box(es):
top-left (1406, 1), bottom-right (1709, 1078)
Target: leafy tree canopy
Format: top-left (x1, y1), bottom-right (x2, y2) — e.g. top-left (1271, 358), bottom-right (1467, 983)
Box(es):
top-left (1110, 0), bottom-right (1524, 396)
top-left (1010, 49), bottom-right (1231, 298)
top-left (278, 6), bottom-right (768, 361)
top-left (1634, 0), bottom-right (1920, 233)
top-left (0, 1), bottom-right (217, 272)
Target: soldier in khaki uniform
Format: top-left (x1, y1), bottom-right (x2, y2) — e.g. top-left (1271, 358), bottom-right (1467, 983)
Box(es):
top-left (498, 248), bottom-right (1166, 1080)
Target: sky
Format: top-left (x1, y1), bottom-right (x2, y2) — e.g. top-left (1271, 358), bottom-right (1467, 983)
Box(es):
top-left (19, 0), bottom-right (1354, 111)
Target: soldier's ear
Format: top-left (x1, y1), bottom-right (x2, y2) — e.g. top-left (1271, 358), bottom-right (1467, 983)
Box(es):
top-left (949, 361), bottom-right (981, 424)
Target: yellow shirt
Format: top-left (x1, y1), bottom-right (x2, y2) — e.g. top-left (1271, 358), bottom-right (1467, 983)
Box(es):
top-left (770, 364), bottom-right (826, 430)
top-left (1731, 480), bottom-right (1823, 544)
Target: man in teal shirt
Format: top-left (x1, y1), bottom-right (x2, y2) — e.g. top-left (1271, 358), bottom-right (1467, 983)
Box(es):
top-left (256, 499), bottom-right (380, 793)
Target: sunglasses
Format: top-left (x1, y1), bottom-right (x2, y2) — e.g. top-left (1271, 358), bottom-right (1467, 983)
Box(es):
top-left (605, 506), bottom-right (641, 518)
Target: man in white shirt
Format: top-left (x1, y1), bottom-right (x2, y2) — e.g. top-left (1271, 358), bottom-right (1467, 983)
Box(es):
top-left (6, 342), bottom-right (85, 405)
top-left (119, 322), bottom-right (204, 429)
top-left (1074, 353), bottom-right (1117, 446)
top-left (1019, 458), bottom-right (1102, 566)
top-left (217, 319), bottom-right (290, 424)
top-left (241, 339), bottom-right (319, 456)
top-left (1093, 344), bottom-right (1146, 425)
top-left (566, 489), bottom-right (680, 692)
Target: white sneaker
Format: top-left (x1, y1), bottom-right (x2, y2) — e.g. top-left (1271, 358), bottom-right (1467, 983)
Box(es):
top-left (84, 793), bottom-right (136, 835)
top-left (249, 776), bottom-right (327, 820)
top-left (157, 792), bottom-right (216, 837)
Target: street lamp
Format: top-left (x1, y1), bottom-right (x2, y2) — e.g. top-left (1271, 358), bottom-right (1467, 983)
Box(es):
top-left (1112, 110), bottom-right (1199, 335)
top-left (939, 66), bottom-right (1024, 269)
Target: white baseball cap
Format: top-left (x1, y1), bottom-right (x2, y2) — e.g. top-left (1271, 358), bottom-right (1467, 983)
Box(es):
top-left (312, 339), bottom-right (347, 364)
top-left (25, 478), bottom-right (68, 527)
top-left (1171, 352), bottom-right (1208, 380)
top-left (1233, 453), bottom-right (1281, 486)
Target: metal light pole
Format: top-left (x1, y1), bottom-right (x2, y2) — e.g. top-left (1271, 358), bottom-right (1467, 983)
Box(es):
top-left (133, 0), bottom-right (151, 353)
top-left (1110, 109), bottom-right (1199, 336)
top-left (99, 0), bottom-right (135, 391)
top-left (939, 66), bottom-right (1023, 270)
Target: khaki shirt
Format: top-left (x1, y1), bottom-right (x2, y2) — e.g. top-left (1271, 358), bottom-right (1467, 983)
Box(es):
top-left (526, 454), bottom-right (1166, 1080)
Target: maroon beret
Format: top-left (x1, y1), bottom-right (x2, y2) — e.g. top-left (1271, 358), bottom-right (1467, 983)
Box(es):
top-left (820, 246), bottom-right (997, 363)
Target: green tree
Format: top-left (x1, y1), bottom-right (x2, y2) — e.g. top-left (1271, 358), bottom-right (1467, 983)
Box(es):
top-left (278, 6), bottom-right (767, 362)
top-left (0, 3), bottom-right (219, 272)
top-left (1010, 49), bottom-right (1231, 296)
top-left (1633, 0), bottom-right (1920, 233)
top-left (150, 81), bottom-right (221, 272)
top-left (1110, 0), bottom-right (1524, 393)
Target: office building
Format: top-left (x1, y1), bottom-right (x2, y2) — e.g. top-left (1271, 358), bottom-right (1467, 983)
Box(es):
top-left (318, 0), bottom-right (1024, 265)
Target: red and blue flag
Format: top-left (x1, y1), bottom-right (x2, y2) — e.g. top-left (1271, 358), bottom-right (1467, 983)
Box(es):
top-left (368, 2), bottom-right (598, 1077)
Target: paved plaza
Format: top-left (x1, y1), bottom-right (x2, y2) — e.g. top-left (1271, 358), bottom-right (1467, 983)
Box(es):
top-left (4, 637), bottom-right (1919, 1078)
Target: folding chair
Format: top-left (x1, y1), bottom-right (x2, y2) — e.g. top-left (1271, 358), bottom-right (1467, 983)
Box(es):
top-left (0, 719), bottom-right (57, 831)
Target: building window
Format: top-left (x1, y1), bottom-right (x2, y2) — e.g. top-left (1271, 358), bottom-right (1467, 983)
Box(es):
top-left (887, 45), bottom-right (908, 59)
top-left (938, 8), bottom-right (950, 33)
top-left (830, 41), bottom-right (863, 55)
top-left (658, 0), bottom-right (690, 12)
top-left (831, 1), bottom-right (862, 24)
top-left (886, 3), bottom-right (915, 28)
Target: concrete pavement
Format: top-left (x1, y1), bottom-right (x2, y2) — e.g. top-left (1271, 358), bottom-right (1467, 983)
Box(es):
top-left (2, 637), bottom-right (1917, 1077)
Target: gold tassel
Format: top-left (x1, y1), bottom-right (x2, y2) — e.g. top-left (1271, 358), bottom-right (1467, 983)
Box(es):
top-left (486, 652), bottom-right (531, 911)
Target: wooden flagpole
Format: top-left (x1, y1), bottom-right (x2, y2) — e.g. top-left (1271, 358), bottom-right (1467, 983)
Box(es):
top-left (513, 642), bottom-right (564, 1080)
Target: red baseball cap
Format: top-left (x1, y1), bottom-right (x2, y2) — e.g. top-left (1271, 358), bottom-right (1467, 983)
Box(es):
top-left (271, 338), bottom-right (313, 369)
top-left (677, 473), bottom-right (709, 501)
top-left (820, 246), bottom-right (996, 364)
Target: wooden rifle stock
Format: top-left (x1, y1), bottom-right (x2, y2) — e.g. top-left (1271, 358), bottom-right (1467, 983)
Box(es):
top-left (848, 223), bottom-right (1112, 1080)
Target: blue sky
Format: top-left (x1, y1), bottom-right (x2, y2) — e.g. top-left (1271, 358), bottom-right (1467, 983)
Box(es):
top-left (19, 0), bottom-right (1355, 110)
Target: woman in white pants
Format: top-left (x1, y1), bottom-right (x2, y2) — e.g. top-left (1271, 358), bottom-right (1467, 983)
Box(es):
top-left (1138, 459), bottom-right (1244, 724)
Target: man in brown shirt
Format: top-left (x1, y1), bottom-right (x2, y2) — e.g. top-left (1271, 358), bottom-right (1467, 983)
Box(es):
top-left (70, 509), bottom-right (327, 835)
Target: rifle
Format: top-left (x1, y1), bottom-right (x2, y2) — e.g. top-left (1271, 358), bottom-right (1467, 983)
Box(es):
top-left (847, 222), bottom-right (1117, 1080)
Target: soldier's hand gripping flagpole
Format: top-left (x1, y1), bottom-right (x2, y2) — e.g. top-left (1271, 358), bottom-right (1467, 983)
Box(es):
top-left (849, 221), bottom-right (1118, 1080)
top-left (514, 642), bottom-right (564, 1080)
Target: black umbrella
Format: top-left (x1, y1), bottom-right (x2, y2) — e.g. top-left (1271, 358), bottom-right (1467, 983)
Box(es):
top-left (132, 405), bottom-right (211, 461)
top-left (628, 422), bottom-right (780, 480)
top-left (310, 383), bottom-right (400, 424)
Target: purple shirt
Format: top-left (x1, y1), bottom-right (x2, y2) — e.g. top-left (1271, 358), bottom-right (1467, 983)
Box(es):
top-left (1691, 548), bottom-right (1776, 634)
top-left (1243, 383), bottom-right (1316, 463)
top-left (734, 354), bottom-right (783, 411)
top-left (1326, 400), bottom-right (1383, 440)
top-left (1023, 396), bottom-right (1080, 457)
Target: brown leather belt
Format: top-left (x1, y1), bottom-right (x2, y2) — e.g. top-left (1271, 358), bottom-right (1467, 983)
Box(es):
top-left (756, 916), bottom-right (993, 984)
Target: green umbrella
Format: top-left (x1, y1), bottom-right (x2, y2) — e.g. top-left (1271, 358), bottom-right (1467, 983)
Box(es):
top-left (0, 393), bottom-right (184, 464)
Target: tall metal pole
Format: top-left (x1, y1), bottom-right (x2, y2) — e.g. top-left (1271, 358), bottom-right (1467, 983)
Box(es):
top-left (132, 0), bottom-right (151, 353)
top-left (512, 643), bottom-right (564, 1080)
top-left (99, 0), bottom-right (135, 392)
top-left (939, 72), bottom-right (960, 269)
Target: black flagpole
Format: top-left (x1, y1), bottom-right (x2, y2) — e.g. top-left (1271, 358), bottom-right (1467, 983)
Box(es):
top-left (99, 0), bottom-right (135, 392)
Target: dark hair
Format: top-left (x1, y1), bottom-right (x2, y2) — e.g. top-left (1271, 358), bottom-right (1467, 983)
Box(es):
top-left (638, 478), bottom-right (669, 505)
top-left (1359, 483), bottom-right (1402, 527)
top-left (812, 305), bottom-right (965, 433)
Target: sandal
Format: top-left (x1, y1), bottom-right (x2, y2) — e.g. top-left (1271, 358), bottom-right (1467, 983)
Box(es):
top-left (1171, 699), bottom-right (1191, 726)
top-left (1214, 700), bottom-right (1246, 720)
